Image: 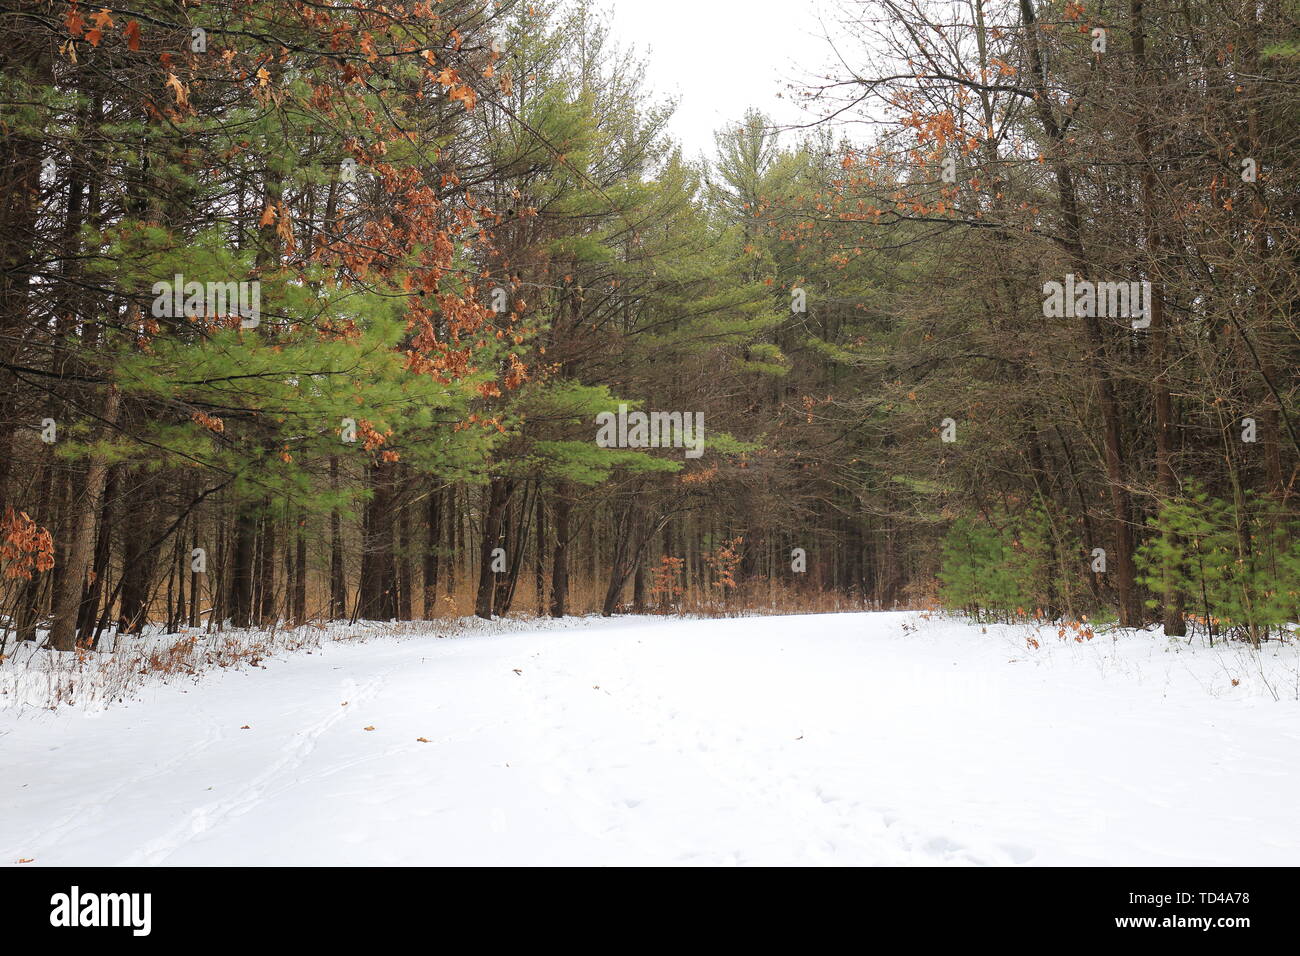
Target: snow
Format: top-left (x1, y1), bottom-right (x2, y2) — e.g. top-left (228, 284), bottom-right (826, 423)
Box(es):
top-left (2, 612), bottom-right (1298, 866)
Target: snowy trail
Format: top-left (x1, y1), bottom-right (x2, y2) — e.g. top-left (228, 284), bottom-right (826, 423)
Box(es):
top-left (2, 612), bottom-right (1298, 866)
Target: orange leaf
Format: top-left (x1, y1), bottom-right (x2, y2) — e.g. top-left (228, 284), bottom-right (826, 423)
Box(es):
top-left (164, 72), bottom-right (188, 107)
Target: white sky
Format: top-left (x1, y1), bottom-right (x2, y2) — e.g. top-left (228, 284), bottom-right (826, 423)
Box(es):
top-left (602, 0), bottom-right (842, 160)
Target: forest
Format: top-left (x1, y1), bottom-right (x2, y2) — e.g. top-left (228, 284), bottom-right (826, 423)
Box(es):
top-left (1, 0), bottom-right (1298, 655)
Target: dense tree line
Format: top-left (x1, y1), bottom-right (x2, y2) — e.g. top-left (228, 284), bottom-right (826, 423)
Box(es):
top-left (1, 0), bottom-right (1296, 652)
top-left (756, 0), bottom-right (1300, 640)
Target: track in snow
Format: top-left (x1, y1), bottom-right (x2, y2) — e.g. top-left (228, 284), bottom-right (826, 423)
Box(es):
top-left (2, 612), bottom-right (1297, 866)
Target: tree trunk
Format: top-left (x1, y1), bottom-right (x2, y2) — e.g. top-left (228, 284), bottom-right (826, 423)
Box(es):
top-left (359, 459), bottom-right (397, 620)
top-left (329, 456), bottom-right (346, 619)
top-left (549, 490), bottom-right (573, 617)
top-left (49, 388), bottom-right (119, 651)
top-left (535, 492), bottom-right (547, 614)
top-left (293, 517), bottom-right (307, 624)
top-left (474, 477), bottom-right (512, 619)
top-left (1019, 0), bottom-right (1140, 625)
top-left (1130, 0), bottom-right (1185, 637)
top-left (189, 525), bottom-right (203, 628)
top-left (230, 502), bottom-right (257, 628)
top-left (423, 483), bottom-right (442, 618)
top-left (257, 509), bottom-right (277, 625)
top-left (397, 479), bottom-right (413, 621)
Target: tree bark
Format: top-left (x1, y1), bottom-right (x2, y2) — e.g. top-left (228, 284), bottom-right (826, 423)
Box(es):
top-left (474, 477), bottom-right (512, 619)
top-left (230, 502), bottom-right (257, 628)
top-left (549, 490), bottom-right (573, 617)
top-left (329, 455), bottom-right (346, 619)
top-left (49, 387), bottom-right (119, 651)
top-left (423, 483), bottom-right (442, 618)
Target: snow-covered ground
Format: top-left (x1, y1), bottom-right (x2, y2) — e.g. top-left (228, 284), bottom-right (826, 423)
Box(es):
top-left (2, 612), bottom-right (1298, 866)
